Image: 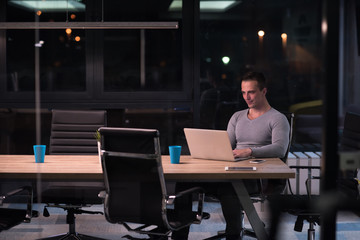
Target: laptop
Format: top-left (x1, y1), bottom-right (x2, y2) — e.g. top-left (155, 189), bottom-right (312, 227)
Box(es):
top-left (184, 128), bottom-right (250, 161)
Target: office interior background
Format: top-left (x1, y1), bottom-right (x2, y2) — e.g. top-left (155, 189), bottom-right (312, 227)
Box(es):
top-left (1, 1), bottom-right (360, 239)
top-left (0, 0), bottom-right (359, 155)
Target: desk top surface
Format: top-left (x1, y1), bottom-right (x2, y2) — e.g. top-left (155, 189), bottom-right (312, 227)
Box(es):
top-left (0, 155), bottom-right (295, 180)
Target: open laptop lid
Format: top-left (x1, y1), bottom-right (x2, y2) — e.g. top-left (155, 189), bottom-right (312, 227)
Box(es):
top-left (184, 128), bottom-right (249, 161)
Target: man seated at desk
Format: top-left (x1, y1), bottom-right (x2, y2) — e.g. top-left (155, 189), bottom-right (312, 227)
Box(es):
top-left (172, 71), bottom-right (290, 240)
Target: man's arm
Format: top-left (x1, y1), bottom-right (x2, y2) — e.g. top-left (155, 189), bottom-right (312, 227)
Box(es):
top-left (227, 111), bottom-right (240, 149)
top-left (233, 148), bottom-right (252, 158)
top-left (250, 115), bottom-right (290, 158)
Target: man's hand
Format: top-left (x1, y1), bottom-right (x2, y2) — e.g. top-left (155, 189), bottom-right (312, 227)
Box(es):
top-left (233, 148), bottom-right (252, 158)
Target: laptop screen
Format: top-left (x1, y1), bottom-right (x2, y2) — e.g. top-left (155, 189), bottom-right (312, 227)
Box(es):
top-left (184, 128), bottom-right (249, 161)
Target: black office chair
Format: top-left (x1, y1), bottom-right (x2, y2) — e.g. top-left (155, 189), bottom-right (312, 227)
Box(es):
top-left (98, 127), bottom-right (208, 239)
top-left (338, 110), bottom-right (360, 202)
top-left (40, 109), bottom-right (107, 240)
top-left (0, 186), bottom-right (39, 232)
top-left (48, 109), bottom-right (107, 155)
top-left (340, 110), bottom-right (360, 151)
top-left (268, 182), bottom-right (320, 240)
top-left (269, 110), bottom-right (360, 240)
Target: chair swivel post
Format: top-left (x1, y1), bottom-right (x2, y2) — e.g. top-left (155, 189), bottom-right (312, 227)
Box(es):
top-left (308, 222), bottom-right (316, 240)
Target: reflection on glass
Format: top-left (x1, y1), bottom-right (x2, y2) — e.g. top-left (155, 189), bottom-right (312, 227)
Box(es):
top-left (103, 29), bottom-right (182, 92)
top-left (199, 0), bottom-right (323, 129)
top-left (6, 0), bottom-right (86, 22)
top-left (7, 29), bottom-right (86, 92)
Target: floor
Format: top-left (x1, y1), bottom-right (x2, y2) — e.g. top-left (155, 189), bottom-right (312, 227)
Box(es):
top-left (1, 202), bottom-right (360, 240)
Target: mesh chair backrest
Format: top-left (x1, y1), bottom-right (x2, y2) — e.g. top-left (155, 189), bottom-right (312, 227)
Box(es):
top-left (281, 112), bottom-right (295, 162)
top-left (100, 127), bottom-right (158, 154)
top-left (50, 110), bottom-right (107, 155)
top-left (99, 127), bottom-right (166, 226)
top-left (341, 111), bottom-right (360, 150)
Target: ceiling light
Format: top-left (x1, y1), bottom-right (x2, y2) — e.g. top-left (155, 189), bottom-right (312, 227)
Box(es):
top-left (258, 30), bottom-right (265, 37)
top-left (9, 0), bottom-right (85, 12)
top-left (169, 0), bottom-right (240, 12)
top-left (222, 56), bottom-right (230, 65)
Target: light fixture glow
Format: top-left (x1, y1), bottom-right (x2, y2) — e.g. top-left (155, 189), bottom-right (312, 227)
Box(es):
top-left (34, 40), bottom-right (44, 47)
top-left (321, 19), bottom-right (328, 35)
top-left (281, 33), bottom-right (287, 50)
top-left (75, 36), bottom-right (81, 42)
top-left (222, 56), bottom-right (230, 65)
top-left (169, 0), bottom-right (241, 12)
top-left (200, 1), bottom-right (239, 12)
top-left (65, 28), bottom-right (72, 35)
top-left (258, 30), bottom-right (265, 37)
top-left (9, 0), bottom-right (85, 12)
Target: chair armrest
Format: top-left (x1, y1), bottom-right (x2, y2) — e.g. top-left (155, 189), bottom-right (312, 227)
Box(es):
top-left (166, 187), bottom-right (206, 223)
top-left (0, 186), bottom-right (31, 204)
top-left (0, 186), bottom-right (34, 222)
top-left (166, 187), bottom-right (204, 205)
top-left (98, 190), bottom-right (107, 199)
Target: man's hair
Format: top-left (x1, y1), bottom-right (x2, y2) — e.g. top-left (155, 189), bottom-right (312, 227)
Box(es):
top-left (241, 71), bottom-right (267, 90)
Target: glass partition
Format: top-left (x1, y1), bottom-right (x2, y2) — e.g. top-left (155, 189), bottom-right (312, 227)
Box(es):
top-left (103, 29), bottom-right (182, 92)
top-left (199, 0), bottom-right (324, 149)
top-left (7, 29), bottom-right (86, 92)
top-left (0, 0), bottom-right (358, 154)
top-left (1, 0), bottom-right (184, 98)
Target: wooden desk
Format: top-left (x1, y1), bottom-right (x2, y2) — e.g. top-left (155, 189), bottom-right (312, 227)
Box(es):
top-left (0, 155), bottom-right (103, 180)
top-left (0, 155), bottom-right (294, 240)
top-left (162, 155), bottom-right (294, 180)
top-left (0, 155), bottom-right (294, 180)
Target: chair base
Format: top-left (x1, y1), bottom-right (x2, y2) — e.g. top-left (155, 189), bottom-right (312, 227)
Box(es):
top-left (122, 234), bottom-right (169, 240)
top-left (202, 228), bottom-right (257, 240)
top-left (203, 210), bottom-right (260, 240)
top-left (39, 206), bottom-right (104, 240)
top-left (38, 232), bottom-right (107, 240)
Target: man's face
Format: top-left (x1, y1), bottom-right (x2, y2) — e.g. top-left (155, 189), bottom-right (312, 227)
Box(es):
top-left (241, 80), bottom-right (267, 109)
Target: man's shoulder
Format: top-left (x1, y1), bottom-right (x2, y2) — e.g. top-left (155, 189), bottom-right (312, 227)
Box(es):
top-left (268, 108), bottom-right (290, 126)
top-left (233, 108), bottom-right (248, 117)
top-left (261, 108), bottom-right (286, 122)
top-left (269, 108), bottom-right (286, 117)
top-left (229, 109), bottom-right (248, 123)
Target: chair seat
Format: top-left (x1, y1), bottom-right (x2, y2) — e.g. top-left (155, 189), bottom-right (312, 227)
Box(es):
top-left (0, 208), bottom-right (39, 231)
top-left (268, 194), bottom-right (321, 222)
top-left (42, 186), bottom-right (104, 205)
top-left (166, 209), bottom-right (210, 229)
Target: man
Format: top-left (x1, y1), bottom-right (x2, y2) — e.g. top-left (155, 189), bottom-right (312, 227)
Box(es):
top-left (228, 71), bottom-right (290, 159)
top-left (172, 71), bottom-right (290, 240)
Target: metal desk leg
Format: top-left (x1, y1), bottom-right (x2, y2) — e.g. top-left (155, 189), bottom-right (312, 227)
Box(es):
top-left (232, 180), bottom-right (269, 240)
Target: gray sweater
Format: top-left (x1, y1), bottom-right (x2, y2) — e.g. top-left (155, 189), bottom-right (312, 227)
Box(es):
top-left (227, 108), bottom-right (290, 158)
